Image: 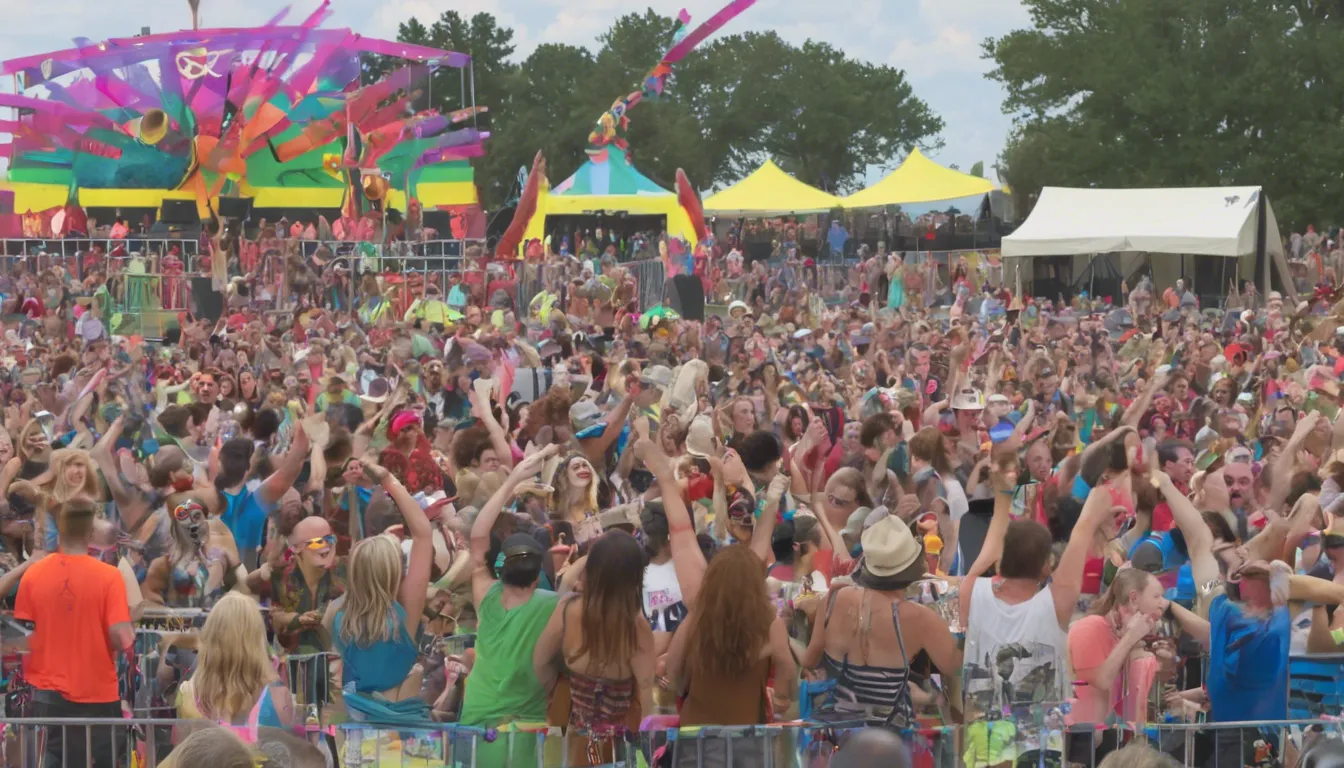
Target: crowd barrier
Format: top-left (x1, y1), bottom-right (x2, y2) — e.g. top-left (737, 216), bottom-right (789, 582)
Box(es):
top-left (0, 717), bottom-right (1340, 767)
top-left (0, 237), bottom-right (487, 282)
top-left (716, 249), bottom-right (1003, 309)
top-left (515, 259), bottom-right (666, 316)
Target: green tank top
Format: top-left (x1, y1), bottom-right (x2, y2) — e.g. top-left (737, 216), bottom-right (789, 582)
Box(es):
top-left (458, 582), bottom-right (558, 727)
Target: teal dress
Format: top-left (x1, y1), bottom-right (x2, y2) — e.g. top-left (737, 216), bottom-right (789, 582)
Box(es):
top-left (887, 264), bottom-right (906, 310)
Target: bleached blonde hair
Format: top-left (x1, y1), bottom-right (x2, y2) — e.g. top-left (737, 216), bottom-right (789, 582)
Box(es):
top-left (189, 592), bottom-right (273, 722)
top-left (341, 534), bottom-right (403, 647)
top-left (49, 448), bottom-right (101, 502)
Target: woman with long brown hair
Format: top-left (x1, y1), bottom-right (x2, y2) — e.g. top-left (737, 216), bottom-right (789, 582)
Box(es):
top-left (665, 544), bottom-right (795, 767)
top-left (533, 530), bottom-right (654, 766)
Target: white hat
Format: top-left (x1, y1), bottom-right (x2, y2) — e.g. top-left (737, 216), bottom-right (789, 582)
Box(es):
top-left (987, 393), bottom-right (1010, 406)
top-left (685, 415), bottom-right (719, 458)
top-left (859, 514), bottom-right (924, 581)
top-left (950, 388), bottom-right (985, 411)
top-left (728, 300), bottom-right (752, 317)
top-left (640, 364), bottom-right (675, 391)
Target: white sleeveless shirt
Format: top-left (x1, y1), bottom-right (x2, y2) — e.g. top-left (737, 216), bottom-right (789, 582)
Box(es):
top-left (961, 578), bottom-right (1068, 718)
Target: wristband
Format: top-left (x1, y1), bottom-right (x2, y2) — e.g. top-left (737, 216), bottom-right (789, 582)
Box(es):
top-left (1332, 628), bottom-right (1344, 645)
top-left (287, 614), bottom-right (302, 632)
top-left (669, 520), bottom-right (693, 536)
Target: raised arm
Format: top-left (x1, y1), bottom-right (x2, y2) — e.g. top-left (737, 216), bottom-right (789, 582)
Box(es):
top-left (750, 473), bottom-right (790, 567)
top-left (89, 416), bottom-right (143, 517)
top-left (469, 445), bottom-right (560, 606)
top-left (364, 460), bottom-right (433, 637)
top-left (1155, 470), bottom-right (1218, 589)
top-left (633, 438), bottom-right (709, 607)
top-left (581, 390), bottom-right (641, 465)
top-left (1265, 411), bottom-right (1322, 521)
top-left (1050, 482), bottom-right (1115, 628)
top-left (470, 380), bottom-right (515, 471)
top-left (999, 399), bottom-right (1037, 455)
top-left (1120, 370), bottom-right (1168, 428)
top-left (257, 422), bottom-right (310, 508)
top-left (960, 461), bottom-right (1016, 627)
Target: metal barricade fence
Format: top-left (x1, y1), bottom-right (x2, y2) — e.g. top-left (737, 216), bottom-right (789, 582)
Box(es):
top-left (0, 237), bottom-right (484, 281)
top-left (719, 248), bottom-right (1003, 308)
top-left (281, 651), bottom-right (339, 720)
top-left (515, 259), bottom-right (666, 318)
top-left (0, 717), bottom-right (1338, 767)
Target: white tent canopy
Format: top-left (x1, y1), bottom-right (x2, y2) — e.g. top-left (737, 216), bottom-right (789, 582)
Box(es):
top-left (1002, 186), bottom-right (1284, 260)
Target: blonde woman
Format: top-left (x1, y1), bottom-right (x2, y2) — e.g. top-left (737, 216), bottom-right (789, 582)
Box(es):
top-left (177, 592), bottom-right (294, 732)
top-left (322, 460), bottom-right (434, 706)
top-left (552, 452), bottom-right (602, 543)
top-left (9, 447), bottom-right (100, 553)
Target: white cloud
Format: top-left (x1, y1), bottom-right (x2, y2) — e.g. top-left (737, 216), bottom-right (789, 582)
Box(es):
top-left (888, 25), bottom-right (982, 78)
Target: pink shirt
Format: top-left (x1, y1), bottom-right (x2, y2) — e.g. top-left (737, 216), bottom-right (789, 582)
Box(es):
top-left (1067, 614), bottom-right (1159, 726)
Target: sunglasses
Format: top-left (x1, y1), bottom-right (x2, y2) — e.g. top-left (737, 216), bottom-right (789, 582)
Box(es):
top-left (172, 501), bottom-right (204, 521)
top-left (301, 534), bottom-right (337, 551)
top-left (87, 543), bottom-right (118, 558)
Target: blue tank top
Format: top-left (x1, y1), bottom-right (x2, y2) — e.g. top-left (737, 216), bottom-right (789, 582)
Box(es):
top-left (333, 603), bottom-right (420, 694)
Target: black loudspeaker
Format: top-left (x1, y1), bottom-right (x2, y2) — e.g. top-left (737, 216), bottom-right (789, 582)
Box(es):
top-left (217, 196), bottom-right (252, 220)
top-left (190, 277), bottom-right (224, 323)
top-left (160, 199), bottom-right (198, 226)
top-left (666, 274), bottom-right (705, 322)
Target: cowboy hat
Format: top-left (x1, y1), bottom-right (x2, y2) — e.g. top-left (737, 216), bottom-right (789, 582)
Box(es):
top-left (856, 512), bottom-right (926, 590)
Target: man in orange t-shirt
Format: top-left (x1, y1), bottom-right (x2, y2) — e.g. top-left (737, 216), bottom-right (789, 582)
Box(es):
top-left (16, 499), bottom-right (133, 768)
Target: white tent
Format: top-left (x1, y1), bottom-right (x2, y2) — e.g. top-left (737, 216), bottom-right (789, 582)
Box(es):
top-left (1002, 186), bottom-right (1283, 260)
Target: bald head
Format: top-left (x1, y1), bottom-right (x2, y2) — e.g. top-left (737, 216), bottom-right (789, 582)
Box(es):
top-left (91, 518), bottom-right (117, 547)
top-left (289, 516), bottom-right (332, 545)
top-left (831, 729), bottom-right (910, 768)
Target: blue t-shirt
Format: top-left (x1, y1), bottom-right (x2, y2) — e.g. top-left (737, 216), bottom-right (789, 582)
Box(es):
top-left (1206, 594), bottom-right (1289, 722)
top-left (220, 482), bottom-right (272, 553)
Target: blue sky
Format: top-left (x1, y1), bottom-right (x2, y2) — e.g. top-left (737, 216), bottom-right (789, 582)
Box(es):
top-left (0, 0), bottom-right (1030, 185)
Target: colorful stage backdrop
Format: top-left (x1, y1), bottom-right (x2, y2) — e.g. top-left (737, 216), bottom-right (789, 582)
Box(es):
top-left (0, 3), bottom-right (487, 224)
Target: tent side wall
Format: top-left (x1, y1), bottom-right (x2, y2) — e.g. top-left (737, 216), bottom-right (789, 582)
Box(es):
top-left (1005, 251), bottom-right (1257, 301)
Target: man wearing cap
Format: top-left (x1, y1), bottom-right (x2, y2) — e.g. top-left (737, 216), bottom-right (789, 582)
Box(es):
top-left (950, 388), bottom-right (988, 459)
top-left (638, 364), bottom-right (675, 420)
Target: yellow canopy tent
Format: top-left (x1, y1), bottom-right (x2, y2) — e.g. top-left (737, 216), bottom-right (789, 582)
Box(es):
top-left (702, 160), bottom-right (841, 216)
top-left (843, 148), bottom-right (996, 209)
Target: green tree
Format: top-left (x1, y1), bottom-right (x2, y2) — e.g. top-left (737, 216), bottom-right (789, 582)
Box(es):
top-left (987, 0), bottom-right (1344, 227)
top-left (481, 44), bottom-right (600, 206)
top-left (969, 161), bottom-right (984, 178)
top-left (373, 9), bottom-right (943, 208)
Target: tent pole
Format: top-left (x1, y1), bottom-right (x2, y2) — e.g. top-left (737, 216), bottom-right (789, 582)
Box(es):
top-left (1257, 193), bottom-right (1269, 299)
top-left (1218, 256), bottom-right (1227, 309)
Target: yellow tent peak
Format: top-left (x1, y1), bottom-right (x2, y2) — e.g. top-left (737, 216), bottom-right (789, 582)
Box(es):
top-left (703, 160), bottom-right (841, 216)
top-left (843, 149), bottom-right (996, 209)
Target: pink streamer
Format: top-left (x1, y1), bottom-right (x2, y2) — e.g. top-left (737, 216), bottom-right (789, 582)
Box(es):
top-left (661, 0), bottom-right (758, 64)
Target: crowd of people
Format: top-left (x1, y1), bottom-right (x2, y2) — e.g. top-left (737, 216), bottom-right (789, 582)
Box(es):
top-left (6, 214), bottom-right (1344, 768)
